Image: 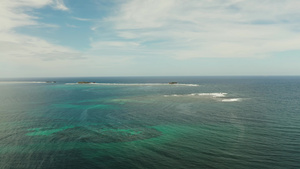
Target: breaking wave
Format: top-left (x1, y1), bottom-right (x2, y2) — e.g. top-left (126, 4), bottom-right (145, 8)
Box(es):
top-left (164, 93), bottom-right (227, 97)
top-left (221, 98), bottom-right (241, 102)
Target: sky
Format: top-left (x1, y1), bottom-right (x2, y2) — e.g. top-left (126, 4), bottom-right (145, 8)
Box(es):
top-left (1, 0), bottom-right (300, 78)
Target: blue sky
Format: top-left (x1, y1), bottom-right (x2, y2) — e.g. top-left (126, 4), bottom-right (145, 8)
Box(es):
top-left (1, 0), bottom-right (300, 77)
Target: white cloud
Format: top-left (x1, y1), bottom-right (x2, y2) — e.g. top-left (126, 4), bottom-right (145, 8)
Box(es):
top-left (66, 24), bottom-right (77, 28)
top-left (72, 17), bottom-right (93, 22)
top-left (52, 0), bottom-right (69, 11)
top-left (91, 41), bottom-right (140, 48)
top-left (0, 0), bottom-right (82, 75)
top-left (0, 32), bottom-right (82, 60)
top-left (96, 0), bottom-right (300, 59)
top-left (0, 0), bottom-right (141, 77)
top-left (0, 0), bottom-right (69, 31)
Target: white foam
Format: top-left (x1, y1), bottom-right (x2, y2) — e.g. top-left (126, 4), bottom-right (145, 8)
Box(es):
top-left (195, 93), bottom-right (227, 97)
top-left (164, 93), bottom-right (227, 98)
top-left (221, 98), bottom-right (241, 102)
top-left (184, 84), bottom-right (199, 87)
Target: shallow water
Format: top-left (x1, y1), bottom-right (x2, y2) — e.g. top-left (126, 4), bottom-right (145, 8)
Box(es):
top-left (0, 76), bottom-right (300, 169)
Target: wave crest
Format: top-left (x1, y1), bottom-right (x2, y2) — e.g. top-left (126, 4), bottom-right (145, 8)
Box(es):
top-left (221, 98), bottom-right (241, 102)
top-left (164, 93), bottom-right (227, 97)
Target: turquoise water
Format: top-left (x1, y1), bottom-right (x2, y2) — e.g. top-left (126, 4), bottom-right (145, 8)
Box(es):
top-left (0, 77), bottom-right (300, 168)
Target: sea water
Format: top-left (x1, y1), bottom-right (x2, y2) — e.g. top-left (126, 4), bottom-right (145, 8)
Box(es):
top-left (0, 76), bottom-right (299, 169)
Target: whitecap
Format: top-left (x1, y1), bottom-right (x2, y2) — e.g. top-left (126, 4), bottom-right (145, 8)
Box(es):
top-left (164, 93), bottom-right (227, 98)
top-left (221, 98), bottom-right (241, 102)
top-left (195, 93), bottom-right (227, 97)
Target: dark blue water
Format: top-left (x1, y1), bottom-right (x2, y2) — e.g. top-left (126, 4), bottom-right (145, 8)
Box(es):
top-left (0, 76), bottom-right (300, 169)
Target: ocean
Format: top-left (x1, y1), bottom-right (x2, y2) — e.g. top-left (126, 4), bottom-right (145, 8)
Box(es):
top-left (0, 76), bottom-right (299, 169)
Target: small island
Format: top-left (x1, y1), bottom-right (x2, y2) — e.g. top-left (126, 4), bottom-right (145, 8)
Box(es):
top-left (77, 81), bottom-right (96, 84)
top-left (168, 82), bottom-right (178, 84)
